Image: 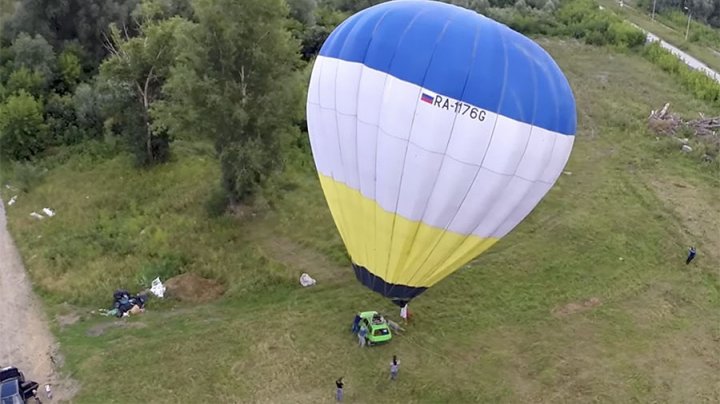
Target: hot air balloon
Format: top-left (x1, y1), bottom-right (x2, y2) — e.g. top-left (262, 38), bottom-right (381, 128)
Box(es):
top-left (306, 0), bottom-right (576, 307)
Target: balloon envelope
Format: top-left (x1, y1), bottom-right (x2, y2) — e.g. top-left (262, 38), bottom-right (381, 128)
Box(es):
top-left (306, 0), bottom-right (576, 306)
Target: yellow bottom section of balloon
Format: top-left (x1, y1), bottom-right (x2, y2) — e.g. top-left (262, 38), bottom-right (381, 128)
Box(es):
top-left (318, 174), bottom-right (500, 288)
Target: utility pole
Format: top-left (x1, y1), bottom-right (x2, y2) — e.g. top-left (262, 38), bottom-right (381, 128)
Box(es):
top-left (652, 0), bottom-right (657, 20)
top-left (684, 6), bottom-right (691, 40)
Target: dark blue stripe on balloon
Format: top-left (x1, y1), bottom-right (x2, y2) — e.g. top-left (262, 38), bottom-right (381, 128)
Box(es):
top-left (319, 0), bottom-right (576, 136)
top-left (352, 263), bottom-right (427, 306)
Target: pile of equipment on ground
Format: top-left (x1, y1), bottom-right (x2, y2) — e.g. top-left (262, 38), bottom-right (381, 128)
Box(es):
top-left (99, 289), bottom-right (147, 318)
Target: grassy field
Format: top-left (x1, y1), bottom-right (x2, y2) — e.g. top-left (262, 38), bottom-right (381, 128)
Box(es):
top-left (2, 38), bottom-right (720, 403)
top-left (596, 0), bottom-right (720, 74)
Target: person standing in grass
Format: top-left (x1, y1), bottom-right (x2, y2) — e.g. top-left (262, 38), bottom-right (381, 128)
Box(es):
top-left (400, 304), bottom-right (410, 325)
top-left (686, 246), bottom-right (697, 265)
top-left (358, 325), bottom-right (368, 347)
top-left (389, 355), bottom-right (400, 380)
top-left (335, 377), bottom-right (344, 401)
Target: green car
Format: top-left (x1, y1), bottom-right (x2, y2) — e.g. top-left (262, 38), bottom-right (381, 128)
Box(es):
top-left (358, 311), bottom-right (393, 345)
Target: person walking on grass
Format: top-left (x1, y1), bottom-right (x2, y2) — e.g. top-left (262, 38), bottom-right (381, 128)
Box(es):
top-left (390, 355), bottom-right (400, 380)
top-left (335, 377), bottom-right (344, 401)
top-left (686, 246), bottom-right (697, 265)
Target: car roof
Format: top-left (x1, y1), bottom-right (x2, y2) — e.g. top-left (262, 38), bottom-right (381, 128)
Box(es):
top-left (358, 311), bottom-right (378, 317)
top-left (0, 367), bottom-right (20, 383)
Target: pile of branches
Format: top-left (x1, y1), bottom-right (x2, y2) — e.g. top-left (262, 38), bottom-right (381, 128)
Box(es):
top-left (648, 103), bottom-right (720, 138)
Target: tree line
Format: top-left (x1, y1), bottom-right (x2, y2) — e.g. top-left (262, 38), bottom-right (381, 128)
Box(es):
top-left (636, 0), bottom-right (720, 28)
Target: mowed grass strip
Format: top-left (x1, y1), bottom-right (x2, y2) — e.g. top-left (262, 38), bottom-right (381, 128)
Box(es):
top-left (3, 39), bottom-right (719, 403)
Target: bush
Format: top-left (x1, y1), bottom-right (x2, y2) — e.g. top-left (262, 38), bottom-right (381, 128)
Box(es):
top-left (487, 7), bottom-right (560, 35)
top-left (11, 160), bottom-right (47, 192)
top-left (608, 21), bottom-right (646, 48)
top-left (44, 92), bottom-right (84, 146)
top-left (205, 186), bottom-right (230, 217)
top-left (486, 0), bottom-right (645, 50)
top-left (554, 0), bottom-right (645, 48)
top-left (642, 42), bottom-right (720, 106)
top-left (135, 252), bottom-right (189, 289)
top-left (0, 90), bottom-right (48, 160)
top-left (219, 138), bottom-right (270, 204)
top-left (72, 82), bottom-right (104, 138)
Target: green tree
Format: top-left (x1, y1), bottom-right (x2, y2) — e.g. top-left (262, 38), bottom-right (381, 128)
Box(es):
top-left (0, 90), bottom-right (48, 160)
top-left (447, 0), bottom-right (491, 12)
top-left (100, 17), bottom-right (186, 165)
top-left (6, 67), bottom-right (45, 98)
top-left (155, 0), bottom-right (303, 203)
top-left (44, 92), bottom-right (83, 145)
top-left (0, 46), bottom-right (13, 84)
top-left (11, 32), bottom-right (55, 83)
top-left (295, 5), bottom-right (347, 61)
top-left (320, 0), bottom-right (385, 13)
top-left (3, 0), bottom-right (140, 64)
top-left (57, 49), bottom-right (82, 91)
top-left (72, 82), bottom-right (104, 137)
top-left (288, 0), bottom-right (317, 25)
top-left (131, 0), bottom-right (193, 22)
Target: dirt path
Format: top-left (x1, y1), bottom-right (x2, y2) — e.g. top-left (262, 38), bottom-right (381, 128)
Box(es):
top-left (0, 199), bottom-right (76, 402)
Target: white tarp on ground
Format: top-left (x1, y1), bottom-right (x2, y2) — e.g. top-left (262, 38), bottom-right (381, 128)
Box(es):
top-left (299, 273), bottom-right (316, 287)
top-left (150, 277), bottom-right (166, 298)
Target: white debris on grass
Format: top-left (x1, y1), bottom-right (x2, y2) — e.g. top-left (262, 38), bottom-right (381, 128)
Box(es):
top-left (27, 208), bottom-right (56, 220)
top-left (150, 277), bottom-right (166, 298)
top-left (300, 273), bottom-right (316, 287)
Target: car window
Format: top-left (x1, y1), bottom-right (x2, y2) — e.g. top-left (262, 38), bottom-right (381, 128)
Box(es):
top-left (0, 380), bottom-right (18, 398)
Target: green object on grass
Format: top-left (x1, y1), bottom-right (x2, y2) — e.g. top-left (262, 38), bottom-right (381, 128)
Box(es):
top-left (358, 311), bottom-right (392, 345)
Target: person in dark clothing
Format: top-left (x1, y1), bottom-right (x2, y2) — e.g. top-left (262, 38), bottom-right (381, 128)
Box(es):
top-left (351, 314), bottom-right (361, 334)
top-left (335, 377), bottom-right (344, 402)
top-left (686, 246), bottom-right (697, 264)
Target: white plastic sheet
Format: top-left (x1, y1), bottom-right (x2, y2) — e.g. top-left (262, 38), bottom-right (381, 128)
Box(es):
top-left (299, 273), bottom-right (316, 287)
top-left (150, 277), bottom-right (166, 298)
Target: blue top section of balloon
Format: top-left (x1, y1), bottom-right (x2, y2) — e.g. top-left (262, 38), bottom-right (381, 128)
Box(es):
top-left (318, 0), bottom-right (577, 136)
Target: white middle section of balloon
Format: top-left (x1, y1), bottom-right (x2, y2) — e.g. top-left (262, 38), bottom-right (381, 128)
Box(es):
top-left (306, 55), bottom-right (574, 239)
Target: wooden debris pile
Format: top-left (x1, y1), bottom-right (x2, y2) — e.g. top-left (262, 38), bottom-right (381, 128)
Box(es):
top-left (648, 103), bottom-right (720, 139)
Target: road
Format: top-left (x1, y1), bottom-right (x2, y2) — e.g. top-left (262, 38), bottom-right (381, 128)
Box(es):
top-left (630, 22), bottom-right (720, 84)
top-left (0, 198), bottom-right (75, 402)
